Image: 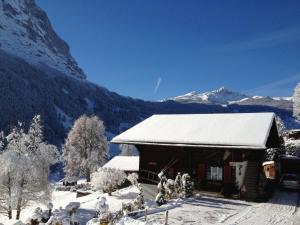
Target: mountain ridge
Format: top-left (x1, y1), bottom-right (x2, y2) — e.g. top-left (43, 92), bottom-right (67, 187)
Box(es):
top-left (165, 86), bottom-right (292, 106)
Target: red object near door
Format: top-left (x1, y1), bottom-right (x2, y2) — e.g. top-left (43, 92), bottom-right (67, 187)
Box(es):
top-left (198, 164), bottom-right (205, 182)
top-left (224, 166), bottom-right (231, 184)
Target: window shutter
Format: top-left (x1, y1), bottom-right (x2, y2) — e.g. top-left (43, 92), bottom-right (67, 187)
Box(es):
top-left (198, 164), bottom-right (205, 182)
top-left (224, 166), bottom-right (231, 184)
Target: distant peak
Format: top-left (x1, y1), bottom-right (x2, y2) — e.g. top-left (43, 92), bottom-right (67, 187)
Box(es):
top-left (169, 86), bottom-right (248, 104)
top-left (185, 91), bottom-right (198, 96)
top-left (218, 86), bottom-right (227, 91)
top-left (211, 86), bottom-right (232, 94)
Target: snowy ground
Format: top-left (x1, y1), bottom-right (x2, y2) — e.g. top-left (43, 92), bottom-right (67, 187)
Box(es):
top-left (225, 191), bottom-right (300, 225)
top-left (143, 191), bottom-right (300, 225)
top-left (0, 185), bottom-right (299, 225)
top-left (0, 185), bottom-right (140, 225)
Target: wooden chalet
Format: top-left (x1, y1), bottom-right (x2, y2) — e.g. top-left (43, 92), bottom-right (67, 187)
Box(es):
top-left (111, 113), bottom-right (280, 201)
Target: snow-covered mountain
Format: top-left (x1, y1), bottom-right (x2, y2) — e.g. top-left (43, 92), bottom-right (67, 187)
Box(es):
top-left (0, 0), bottom-right (298, 150)
top-left (168, 87), bottom-right (248, 105)
top-left (166, 86), bottom-right (292, 107)
top-left (0, 0), bottom-right (85, 79)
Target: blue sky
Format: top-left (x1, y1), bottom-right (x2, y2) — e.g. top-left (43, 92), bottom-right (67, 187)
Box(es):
top-left (36, 0), bottom-right (300, 100)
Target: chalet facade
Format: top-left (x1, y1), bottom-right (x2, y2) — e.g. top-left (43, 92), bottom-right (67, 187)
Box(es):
top-left (111, 113), bottom-right (280, 201)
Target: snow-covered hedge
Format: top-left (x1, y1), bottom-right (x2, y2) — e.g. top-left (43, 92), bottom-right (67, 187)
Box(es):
top-left (92, 167), bottom-right (127, 195)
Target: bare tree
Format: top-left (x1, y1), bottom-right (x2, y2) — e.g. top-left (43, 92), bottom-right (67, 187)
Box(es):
top-left (63, 115), bottom-right (109, 182)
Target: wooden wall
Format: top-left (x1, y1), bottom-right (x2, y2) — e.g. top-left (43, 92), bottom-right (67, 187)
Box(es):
top-left (136, 144), bottom-right (265, 180)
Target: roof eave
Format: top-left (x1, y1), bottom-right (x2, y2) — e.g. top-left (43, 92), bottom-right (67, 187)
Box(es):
top-left (111, 140), bottom-right (266, 150)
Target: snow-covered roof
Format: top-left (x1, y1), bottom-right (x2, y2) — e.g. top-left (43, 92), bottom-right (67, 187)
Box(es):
top-left (111, 113), bottom-right (276, 149)
top-left (103, 156), bottom-right (139, 171)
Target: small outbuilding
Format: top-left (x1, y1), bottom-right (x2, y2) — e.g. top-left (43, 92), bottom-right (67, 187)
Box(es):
top-left (111, 113), bottom-right (280, 201)
top-left (103, 156), bottom-right (139, 173)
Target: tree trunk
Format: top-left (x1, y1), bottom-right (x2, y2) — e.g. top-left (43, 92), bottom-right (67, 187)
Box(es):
top-left (8, 173), bottom-right (12, 219)
top-left (16, 201), bottom-right (21, 220)
top-left (16, 179), bottom-right (24, 220)
top-left (86, 167), bottom-right (91, 182)
top-left (8, 206), bottom-right (12, 220)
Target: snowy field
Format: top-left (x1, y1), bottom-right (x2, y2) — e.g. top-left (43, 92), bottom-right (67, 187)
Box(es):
top-left (0, 185), bottom-right (141, 225)
top-left (0, 185), bottom-right (299, 225)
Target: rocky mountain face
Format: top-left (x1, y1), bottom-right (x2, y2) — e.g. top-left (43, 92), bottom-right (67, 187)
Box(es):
top-left (0, 0), bottom-right (298, 152)
top-left (0, 0), bottom-right (85, 79)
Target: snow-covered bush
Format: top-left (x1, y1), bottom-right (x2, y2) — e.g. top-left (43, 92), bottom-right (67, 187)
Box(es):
top-left (27, 207), bottom-right (52, 224)
top-left (285, 138), bottom-right (300, 157)
top-left (127, 173), bottom-right (139, 186)
top-left (121, 184), bottom-right (145, 214)
top-left (266, 148), bottom-right (285, 161)
top-left (45, 204), bottom-right (80, 225)
top-left (86, 197), bottom-right (112, 225)
top-left (182, 173), bottom-right (194, 198)
top-left (92, 168), bottom-right (127, 195)
top-left (66, 202), bottom-right (80, 216)
top-left (63, 115), bottom-right (109, 182)
top-left (155, 171), bottom-right (167, 206)
top-left (164, 179), bottom-right (175, 199)
top-left (133, 184), bottom-right (145, 210)
top-left (174, 172), bottom-right (182, 195)
top-left (95, 197), bottom-right (109, 216)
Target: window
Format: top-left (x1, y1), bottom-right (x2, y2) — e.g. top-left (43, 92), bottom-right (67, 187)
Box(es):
top-left (206, 166), bottom-right (223, 181)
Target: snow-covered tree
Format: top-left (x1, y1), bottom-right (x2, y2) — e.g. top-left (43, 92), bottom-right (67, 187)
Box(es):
top-left (285, 139), bottom-right (300, 157)
top-left (95, 197), bottom-right (109, 218)
top-left (133, 184), bottom-right (144, 210)
top-left (293, 83), bottom-right (300, 120)
top-left (127, 173), bottom-right (139, 186)
top-left (0, 150), bottom-right (15, 219)
top-left (0, 116), bottom-right (58, 219)
top-left (0, 131), bottom-right (6, 152)
top-left (119, 144), bottom-right (136, 156)
top-left (182, 173), bottom-right (194, 198)
top-left (174, 172), bottom-right (182, 194)
top-left (63, 115), bottom-right (109, 182)
top-left (275, 116), bottom-right (286, 136)
top-left (155, 171), bottom-right (167, 206)
top-left (27, 115), bottom-right (43, 153)
top-left (91, 168), bottom-right (126, 196)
